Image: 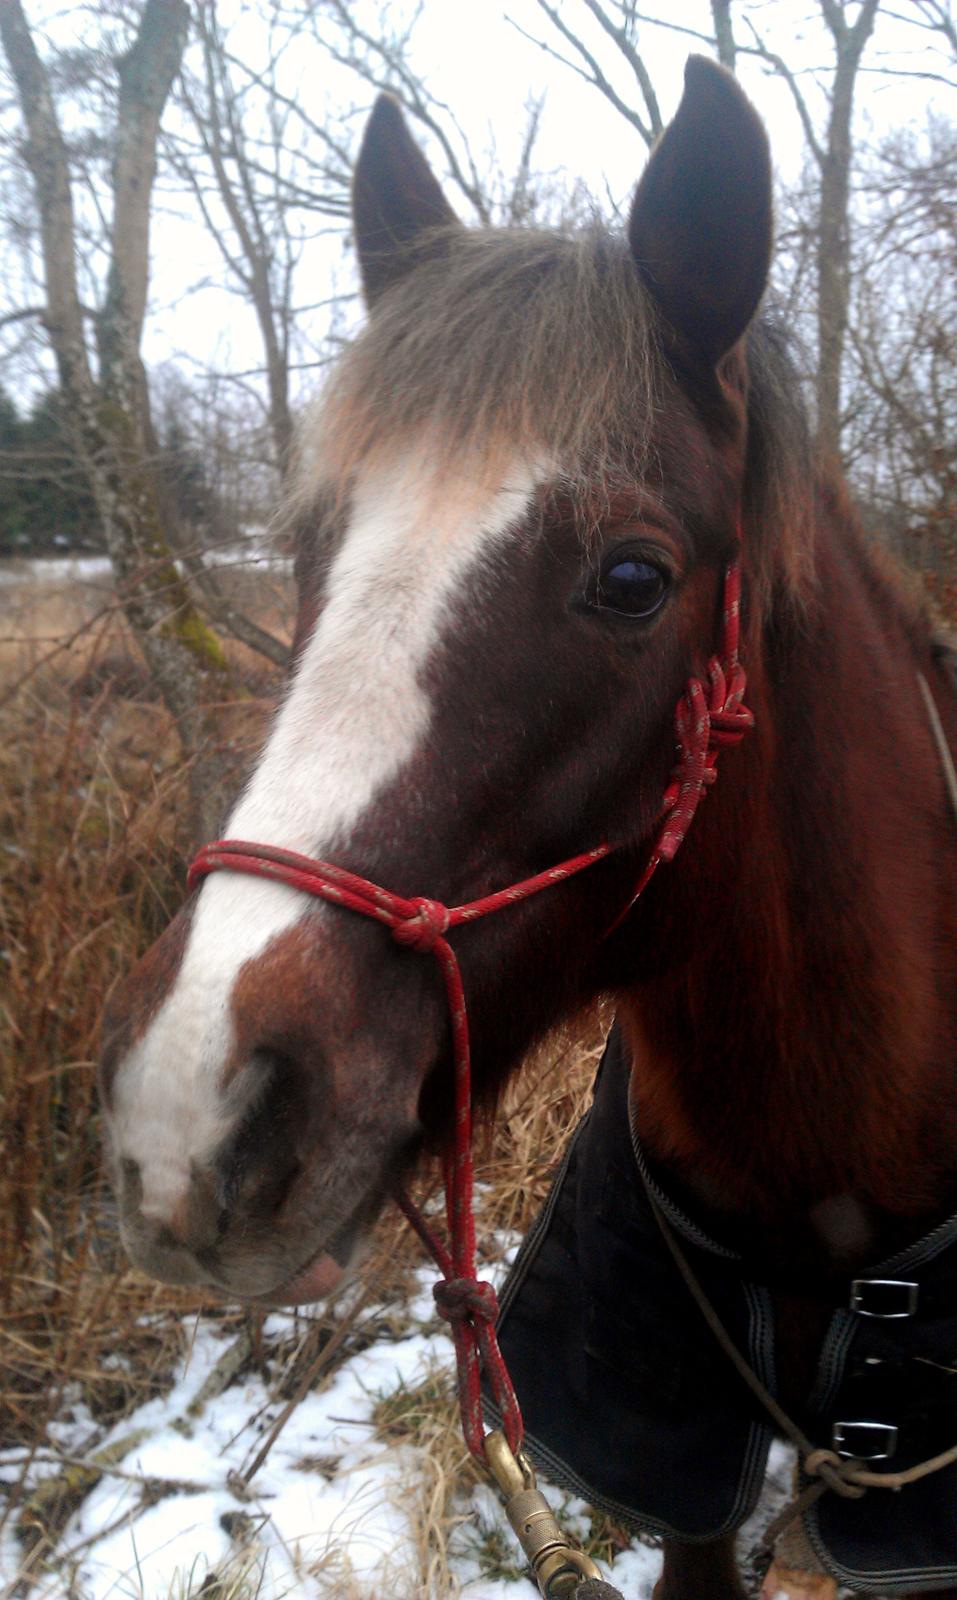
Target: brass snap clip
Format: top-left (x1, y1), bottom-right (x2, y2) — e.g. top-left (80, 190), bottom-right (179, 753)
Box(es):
top-left (484, 1429), bottom-right (604, 1599)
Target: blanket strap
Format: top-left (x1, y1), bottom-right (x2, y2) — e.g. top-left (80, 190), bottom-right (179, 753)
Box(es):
top-left (650, 1199), bottom-right (957, 1555)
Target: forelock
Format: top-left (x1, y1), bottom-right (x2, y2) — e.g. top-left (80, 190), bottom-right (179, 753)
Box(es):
top-left (284, 225), bottom-right (819, 616)
top-left (292, 225), bottom-right (660, 512)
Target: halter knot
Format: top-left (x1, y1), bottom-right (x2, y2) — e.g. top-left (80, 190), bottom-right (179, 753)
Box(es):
top-left (654, 654), bottom-right (754, 866)
top-left (708, 704), bottom-right (754, 748)
top-left (392, 897), bottom-right (451, 952)
top-left (804, 1447), bottom-right (867, 1501)
top-left (433, 1276), bottom-right (500, 1326)
top-left (707, 659), bottom-right (754, 749)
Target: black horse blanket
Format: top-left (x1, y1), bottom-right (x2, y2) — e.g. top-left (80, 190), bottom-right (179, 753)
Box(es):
top-left (491, 1028), bottom-right (957, 1590)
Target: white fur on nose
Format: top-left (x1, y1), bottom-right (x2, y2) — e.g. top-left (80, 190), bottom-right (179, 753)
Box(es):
top-left (109, 451), bottom-right (544, 1210)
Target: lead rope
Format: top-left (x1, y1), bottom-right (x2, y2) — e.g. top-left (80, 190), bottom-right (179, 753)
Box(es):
top-left (189, 559), bottom-right (752, 1600)
top-left (918, 670), bottom-right (957, 822)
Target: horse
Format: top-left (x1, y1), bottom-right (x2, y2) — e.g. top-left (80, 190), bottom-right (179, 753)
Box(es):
top-left (99, 56), bottom-right (957, 1600)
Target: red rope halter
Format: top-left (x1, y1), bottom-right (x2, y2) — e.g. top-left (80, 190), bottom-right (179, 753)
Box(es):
top-left (188, 557), bottom-right (753, 1461)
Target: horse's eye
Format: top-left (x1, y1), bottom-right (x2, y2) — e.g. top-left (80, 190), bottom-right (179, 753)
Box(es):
top-left (592, 554), bottom-right (670, 618)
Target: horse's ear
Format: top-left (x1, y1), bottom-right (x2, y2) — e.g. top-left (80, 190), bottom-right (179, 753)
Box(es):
top-left (628, 56), bottom-right (772, 370)
top-left (352, 95), bottom-right (461, 307)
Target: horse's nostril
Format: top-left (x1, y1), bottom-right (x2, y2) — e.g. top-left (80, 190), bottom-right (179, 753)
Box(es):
top-left (221, 1048), bottom-right (313, 1217)
top-left (225, 1127), bottom-right (303, 1219)
top-left (261, 1155), bottom-right (303, 1217)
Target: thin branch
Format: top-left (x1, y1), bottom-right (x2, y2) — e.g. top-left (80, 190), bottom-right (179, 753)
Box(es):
top-left (0, 303), bottom-right (45, 329)
top-left (578, 0), bottom-right (664, 137)
top-left (177, 543), bottom-right (289, 668)
top-left (529, 0), bottom-right (656, 145)
top-left (741, 15), bottom-right (825, 167)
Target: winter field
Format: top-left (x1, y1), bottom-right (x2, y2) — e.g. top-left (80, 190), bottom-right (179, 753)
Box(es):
top-left (0, 551), bottom-right (794, 1600)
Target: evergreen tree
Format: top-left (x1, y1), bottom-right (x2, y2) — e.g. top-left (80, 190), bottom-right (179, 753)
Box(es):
top-left (0, 387), bottom-right (101, 555)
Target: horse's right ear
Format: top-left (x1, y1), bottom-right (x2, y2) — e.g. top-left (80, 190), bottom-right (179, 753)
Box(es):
top-left (628, 56), bottom-right (772, 371)
top-left (352, 95), bottom-right (461, 307)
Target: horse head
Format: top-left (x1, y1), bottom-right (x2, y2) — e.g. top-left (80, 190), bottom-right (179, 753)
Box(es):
top-left (100, 58), bottom-right (777, 1303)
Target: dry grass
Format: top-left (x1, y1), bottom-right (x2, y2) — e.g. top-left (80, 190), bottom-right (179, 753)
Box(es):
top-left (0, 564), bottom-right (286, 1574)
top-left (0, 560), bottom-right (615, 1596)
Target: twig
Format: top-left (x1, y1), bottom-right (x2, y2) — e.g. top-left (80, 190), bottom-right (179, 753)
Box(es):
top-left (237, 1285), bottom-right (377, 1486)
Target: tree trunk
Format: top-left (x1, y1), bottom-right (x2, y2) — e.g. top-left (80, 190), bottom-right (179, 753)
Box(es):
top-left (1, 0), bottom-right (233, 841)
top-left (815, 0), bottom-right (880, 458)
top-left (711, 1), bottom-right (737, 71)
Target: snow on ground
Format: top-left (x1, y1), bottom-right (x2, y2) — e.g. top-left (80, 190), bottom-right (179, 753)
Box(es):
top-left (0, 554), bottom-right (115, 587)
top-left (66, 1315), bottom-right (448, 1600)
top-left (2, 1267), bottom-right (474, 1600)
top-left (0, 1243), bottom-right (795, 1600)
top-left (0, 540), bottom-right (292, 589)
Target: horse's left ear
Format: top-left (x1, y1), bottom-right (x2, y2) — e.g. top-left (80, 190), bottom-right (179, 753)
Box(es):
top-left (352, 94), bottom-right (461, 307)
top-left (629, 56), bottom-right (772, 370)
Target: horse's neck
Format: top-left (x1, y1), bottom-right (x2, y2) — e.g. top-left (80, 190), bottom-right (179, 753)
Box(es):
top-left (620, 516), bottom-right (957, 1260)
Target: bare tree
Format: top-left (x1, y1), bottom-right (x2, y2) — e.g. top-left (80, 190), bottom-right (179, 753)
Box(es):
top-left (0, 0), bottom-right (235, 835)
top-left (742, 0), bottom-right (880, 456)
top-left (288, 0), bottom-right (577, 227)
top-left (513, 0), bottom-right (664, 149)
top-left (884, 0), bottom-right (956, 77)
top-left (710, 0), bottom-right (737, 70)
top-left (152, 0), bottom-right (587, 521)
top-left (845, 117), bottom-right (957, 585)
top-left (168, 0), bottom-right (356, 483)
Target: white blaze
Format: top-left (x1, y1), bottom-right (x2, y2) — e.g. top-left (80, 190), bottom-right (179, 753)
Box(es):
top-left (110, 451), bottom-right (542, 1212)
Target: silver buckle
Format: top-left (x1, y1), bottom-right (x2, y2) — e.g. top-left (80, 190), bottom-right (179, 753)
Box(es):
top-left (849, 1278), bottom-right (918, 1318)
top-left (832, 1420), bottom-right (898, 1461)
